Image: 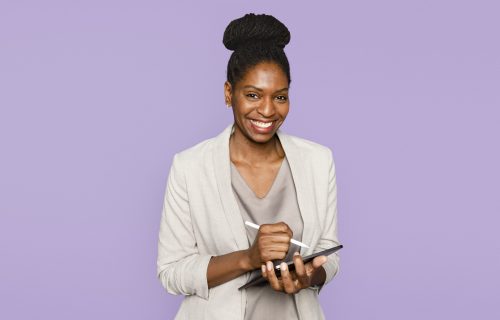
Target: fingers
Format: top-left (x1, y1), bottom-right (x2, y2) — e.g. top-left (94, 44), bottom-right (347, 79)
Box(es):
top-left (259, 235), bottom-right (292, 249)
top-left (260, 222), bottom-right (293, 238)
top-left (259, 233), bottom-right (292, 251)
top-left (312, 255), bottom-right (328, 269)
top-left (257, 225), bottom-right (292, 262)
top-left (305, 255), bottom-right (328, 277)
top-left (293, 252), bottom-right (309, 287)
top-left (265, 261), bottom-right (282, 291)
top-left (263, 260), bottom-right (298, 294)
top-left (262, 253), bottom-right (328, 294)
top-left (280, 262), bottom-right (298, 294)
top-left (259, 246), bottom-right (289, 261)
top-left (250, 234), bottom-right (290, 265)
top-left (261, 264), bottom-right (267, 278)
top-left (260, 233), bottom-right (292, 243)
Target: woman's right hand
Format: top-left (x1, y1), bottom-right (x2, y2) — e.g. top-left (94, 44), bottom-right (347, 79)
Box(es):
top-left (207, 222), bottom-right (293, 288)
top-left (245, 222), bottom-right (293, 270)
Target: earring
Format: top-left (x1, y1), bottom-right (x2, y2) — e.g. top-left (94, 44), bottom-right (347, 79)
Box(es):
top-left (226, 104), bottom-right (231, 108)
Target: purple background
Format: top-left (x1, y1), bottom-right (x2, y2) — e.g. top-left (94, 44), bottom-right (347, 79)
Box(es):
top-left (1, 1), bottom-right (499, 319)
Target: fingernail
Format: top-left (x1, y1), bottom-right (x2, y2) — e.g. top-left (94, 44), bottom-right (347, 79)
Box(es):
top-left (261, 265), bottom-right (266, 274)
top-left (280, 262), bottom-right (287, 271)
top-left (267, 261), bottom-right (273, 271)
top-left (294, 251), bottom-right (300, 256)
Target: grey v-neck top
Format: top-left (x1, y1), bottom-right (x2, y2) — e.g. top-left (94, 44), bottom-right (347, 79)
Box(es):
top-left (230, 156), bottom-right (304, 320)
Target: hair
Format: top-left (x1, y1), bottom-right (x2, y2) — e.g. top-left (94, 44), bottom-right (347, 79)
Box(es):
top-left (223, 13), bottom-right (291, 88)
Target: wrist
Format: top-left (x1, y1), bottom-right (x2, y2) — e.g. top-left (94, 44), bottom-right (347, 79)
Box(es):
top-left (239, 249), bottom-right (255, 272)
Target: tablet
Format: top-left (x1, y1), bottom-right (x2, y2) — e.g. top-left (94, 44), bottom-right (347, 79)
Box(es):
top-left (238, 244), bottom-right (343, 290)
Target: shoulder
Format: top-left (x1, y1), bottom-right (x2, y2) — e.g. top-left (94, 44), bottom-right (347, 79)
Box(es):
top-left (177, 136), bottom-right (216, 159)
top-left (170, 136), bottom-right (217, 171)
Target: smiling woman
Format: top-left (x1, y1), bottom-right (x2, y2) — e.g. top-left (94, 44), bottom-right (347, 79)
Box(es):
top-left (157, 13), bottom-right (341, 320)
top-left (226, 61), bottom-right (289, 142)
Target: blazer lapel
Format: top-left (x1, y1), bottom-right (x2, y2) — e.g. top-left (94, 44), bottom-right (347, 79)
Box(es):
top-left (213, 123), bottom-right (249, 250)
top-left (212, 123), bottom-right (315, 254)
top-left (276, 129), bottom-right (315, 256)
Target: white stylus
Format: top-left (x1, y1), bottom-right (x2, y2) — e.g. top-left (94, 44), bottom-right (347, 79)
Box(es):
top-left (244, 221), bottom-right (310, 248)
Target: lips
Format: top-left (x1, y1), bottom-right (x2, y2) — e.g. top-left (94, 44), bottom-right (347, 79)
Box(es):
top-left (249, 119), bottom-right (276, 133)
top-left (250, 119), bottom-right (274, 128)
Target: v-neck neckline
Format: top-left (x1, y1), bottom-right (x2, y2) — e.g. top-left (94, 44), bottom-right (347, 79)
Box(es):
top-left (231, 157), bottom-right (287, 200)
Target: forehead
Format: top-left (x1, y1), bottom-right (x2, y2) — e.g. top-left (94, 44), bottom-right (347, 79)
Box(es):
top-left (238, 61), bottom-right (288, 89)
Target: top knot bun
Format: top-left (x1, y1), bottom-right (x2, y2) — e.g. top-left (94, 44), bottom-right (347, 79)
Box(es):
top-left (223, 13), bottom-right (291, 51)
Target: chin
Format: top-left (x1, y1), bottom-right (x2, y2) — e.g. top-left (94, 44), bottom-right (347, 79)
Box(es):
top-left (247, 131), bottom-right (276, 144)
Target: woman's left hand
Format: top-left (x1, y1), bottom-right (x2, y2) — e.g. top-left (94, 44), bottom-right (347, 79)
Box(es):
top-left (261, 252), bottom-right (327, 294)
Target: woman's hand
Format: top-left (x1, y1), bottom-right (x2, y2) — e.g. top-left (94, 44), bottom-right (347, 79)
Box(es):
top-left (261, 252), bottom-right (327, 294)
top-left (245, 222), bottom-right (293, 270)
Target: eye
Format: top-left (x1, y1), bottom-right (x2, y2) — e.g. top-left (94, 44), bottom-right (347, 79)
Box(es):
top-left (246, 93), bottom-right (259, 99)
top-left (276, 95), bottom-right (288, 101)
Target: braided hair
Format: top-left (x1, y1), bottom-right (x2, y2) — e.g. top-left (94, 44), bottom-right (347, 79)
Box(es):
top-left (223, 13), bottom-right (291, 87)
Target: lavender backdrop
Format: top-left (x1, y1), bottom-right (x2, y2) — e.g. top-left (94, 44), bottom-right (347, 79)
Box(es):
top-left (1, 1), bottom-right (499, 319)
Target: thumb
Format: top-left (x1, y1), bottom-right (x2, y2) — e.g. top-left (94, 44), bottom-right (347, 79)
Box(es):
top-left (305, 255), bottom-right (328, 276)
top-left (312, 255), bottom-right (327, 269)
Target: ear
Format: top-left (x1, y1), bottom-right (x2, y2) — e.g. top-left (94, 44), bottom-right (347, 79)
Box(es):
top-left (224, 81), bottom-right (233, 106)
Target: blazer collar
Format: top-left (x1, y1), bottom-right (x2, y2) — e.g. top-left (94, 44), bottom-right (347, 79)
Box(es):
top-left (212, 123), bottom-right (315, 254)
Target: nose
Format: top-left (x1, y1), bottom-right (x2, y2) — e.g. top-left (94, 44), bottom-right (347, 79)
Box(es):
top-left (256, 96), bottom-right (276, 118)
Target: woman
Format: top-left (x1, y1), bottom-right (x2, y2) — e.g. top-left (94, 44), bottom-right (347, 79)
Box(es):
top-left (157, 13), bottom-right (341, 319)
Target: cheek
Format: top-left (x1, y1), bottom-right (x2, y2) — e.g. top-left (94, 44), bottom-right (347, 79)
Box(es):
top-left (235, 103), bottom-right (255, 115)
top-left (279, 104), bottom-right (290, 117)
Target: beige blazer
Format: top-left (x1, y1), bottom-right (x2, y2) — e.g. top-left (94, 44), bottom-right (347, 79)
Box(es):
top-left (157, 123), bottom-right (341, 319)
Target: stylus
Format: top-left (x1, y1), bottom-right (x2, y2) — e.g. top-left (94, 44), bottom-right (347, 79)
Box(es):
top-left (244, 221), bottom-right (310, 248)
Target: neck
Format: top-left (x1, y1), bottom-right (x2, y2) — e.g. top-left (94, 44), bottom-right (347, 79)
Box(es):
top-left (229, 125), bottom-right (284, 167)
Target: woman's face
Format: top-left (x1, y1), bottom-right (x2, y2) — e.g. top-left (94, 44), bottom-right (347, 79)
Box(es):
top-left (224, 61), bottom-right (290, 144)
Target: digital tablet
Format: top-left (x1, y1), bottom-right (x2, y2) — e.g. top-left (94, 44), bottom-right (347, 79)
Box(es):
top-left (238, 244), bottom-right (343, 290)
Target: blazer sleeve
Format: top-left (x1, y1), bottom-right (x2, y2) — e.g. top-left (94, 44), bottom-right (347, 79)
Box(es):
top-left (156, 153), bottom-right (213, 300)
top-left (314, 148), bottom-right (341, 294)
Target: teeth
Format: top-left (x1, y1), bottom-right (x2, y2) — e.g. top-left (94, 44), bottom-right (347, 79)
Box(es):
top-left (250, 120), bottom-right (273, 128)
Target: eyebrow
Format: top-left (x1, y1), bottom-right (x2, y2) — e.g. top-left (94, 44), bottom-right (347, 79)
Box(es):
top-left (242, 85), bottom-right (289, 93)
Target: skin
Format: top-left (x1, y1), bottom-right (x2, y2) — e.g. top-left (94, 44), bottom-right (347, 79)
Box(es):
top-left (206, 61), bottom-right (327, 293)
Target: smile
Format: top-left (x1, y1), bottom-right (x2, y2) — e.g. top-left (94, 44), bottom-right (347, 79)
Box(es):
top-left (250, 119), bottom-right (274, 128)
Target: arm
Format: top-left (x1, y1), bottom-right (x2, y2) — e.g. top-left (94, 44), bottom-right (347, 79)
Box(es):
top-left (314, 148), bottom-right (341, 293)
top-left (206, 250), bottom-right (252, 288)
top-left (157, 154), bottom-right (294, 295)
top-left (157, 153), bottom-right (213, 300)
top-left (207, 222), bottom-right (294, 288)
